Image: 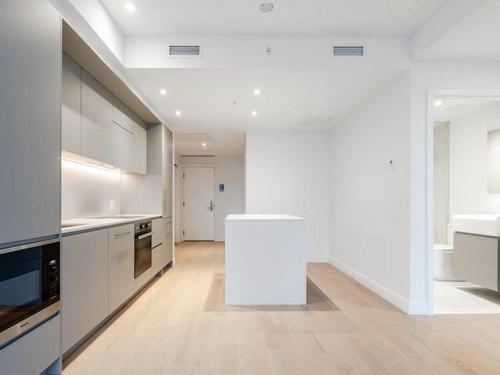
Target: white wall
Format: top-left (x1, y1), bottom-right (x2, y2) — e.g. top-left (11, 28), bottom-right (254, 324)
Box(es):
top-left (329, 73), bottom-right (412, 310)
top-left (61, 160), bottom-right (121, 220)
top-left (179, 156), bottom-right (245, 242)
top-left (449, 102), bottom-right (500, 218)
top-left (245, 131), bottom-right (330, 261)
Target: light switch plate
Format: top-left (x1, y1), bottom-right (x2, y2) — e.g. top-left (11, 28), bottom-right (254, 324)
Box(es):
top-left (386, 160), bottom-right (395, 171)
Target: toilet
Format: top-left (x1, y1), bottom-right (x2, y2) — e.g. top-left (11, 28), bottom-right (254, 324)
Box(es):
top-left (433, 244), bottom-right (457, 281)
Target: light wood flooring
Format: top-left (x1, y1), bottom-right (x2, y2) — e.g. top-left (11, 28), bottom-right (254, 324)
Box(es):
top-left (63, 241), bottom-right (500, 375)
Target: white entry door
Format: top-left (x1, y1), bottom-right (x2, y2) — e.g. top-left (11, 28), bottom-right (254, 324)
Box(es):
top-left (183, 166), bottom-right (215, 240)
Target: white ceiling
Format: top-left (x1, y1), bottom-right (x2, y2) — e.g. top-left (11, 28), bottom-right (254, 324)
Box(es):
top-left (415, 0), bottom-right (500, 61)
top-left (433, 97), bottom-right (500, 122)
top-left (128, 67), bottom-right (401, 132)
top-left (101, 0), bottom-right (446, 37)
top-left (174, 132), bottom-right (245, 156)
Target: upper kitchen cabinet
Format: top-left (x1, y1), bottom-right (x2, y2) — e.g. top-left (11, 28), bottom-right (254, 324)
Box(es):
top-left (112, 99), bottom-right (147, 174)
top-left (132, 122), bottom-right (147, 174)
top-left (62, 53), bottom-right (82, 155)
top-left (146, 124), bottom-right (173, 218)
top-left (0, 0), bottom-right (61, 245)
top-left (163, 128), bottom-right (174, 218)
top-left (81, 70), bottom-right (114, 166)
top-left (63, 65), bottom-right (147, 174)
top-left (62, 23), bottom-right (157, 175)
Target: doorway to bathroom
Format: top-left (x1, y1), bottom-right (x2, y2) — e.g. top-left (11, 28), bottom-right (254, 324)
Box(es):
top-left (432, 96), bottom-right (500, 314)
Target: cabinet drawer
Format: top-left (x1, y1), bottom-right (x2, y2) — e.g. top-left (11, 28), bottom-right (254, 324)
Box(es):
top-left (0, 315), bottom-right (60, 375)
top-left (152, 218), bottom-right (165, 248)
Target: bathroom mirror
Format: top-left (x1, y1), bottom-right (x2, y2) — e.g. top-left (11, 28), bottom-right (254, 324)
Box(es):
top-left (487, 125), bottom-right (500, 193)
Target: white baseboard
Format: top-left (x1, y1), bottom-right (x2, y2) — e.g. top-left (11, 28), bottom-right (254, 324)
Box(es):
top-left (329, 257), bottom-right (430, 315)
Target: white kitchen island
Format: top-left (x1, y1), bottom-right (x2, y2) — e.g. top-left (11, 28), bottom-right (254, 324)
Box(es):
top-left (225, 214), bottom-right (307, 305)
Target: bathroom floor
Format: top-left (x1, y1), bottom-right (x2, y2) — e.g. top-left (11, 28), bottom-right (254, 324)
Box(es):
top-left (434, 281), bottom-right (500, 314)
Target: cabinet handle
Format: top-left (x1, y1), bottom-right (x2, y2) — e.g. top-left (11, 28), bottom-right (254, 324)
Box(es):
top-left (137, 232), bottom-right (152, 240)
top-left (114, 231), bottom-right (132, 238)
top-left (163, 189), bottom-right (167, 215)
top-left (152, 242), bottom-right (163, 250)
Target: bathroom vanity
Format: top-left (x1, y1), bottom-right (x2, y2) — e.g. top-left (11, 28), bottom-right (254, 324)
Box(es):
top-left (453, 214), bottom-right (500, 291)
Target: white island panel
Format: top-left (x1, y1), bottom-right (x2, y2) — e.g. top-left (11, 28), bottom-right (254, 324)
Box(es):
top-left (225, 214), bottom-right (307, 305)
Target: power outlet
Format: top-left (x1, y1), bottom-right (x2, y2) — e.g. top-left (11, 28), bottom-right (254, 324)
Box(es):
top-left (109, 199), bottom-right (116, 210)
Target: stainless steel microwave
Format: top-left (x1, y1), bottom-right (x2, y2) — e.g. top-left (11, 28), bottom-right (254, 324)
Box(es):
top-left (0, 239), bottom-right (60, 349)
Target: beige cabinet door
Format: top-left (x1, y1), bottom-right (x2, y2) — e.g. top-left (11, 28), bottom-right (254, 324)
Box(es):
top-left (62, 230), bottom-right (109, 353)
top-left (132, 121), bottom-right (147, 174)
top-left (109, 225), bottom-right (134, 312)
top-left (81, 70), bottom-right (114, 165)
top-left (165, 219), bottom-right (173, 265)
top-left (111, 121), bottom-right (134, 171)
top-left (162, 127), bottom-right (174, 217)
top-left (0, 0), bottom-right (61, 244)
top-left (152, 218), bottom-right (166, 274)
top-left (152, 218), bottom-right (165, 248)
top-left (62, 53), bottom-right (81, 154)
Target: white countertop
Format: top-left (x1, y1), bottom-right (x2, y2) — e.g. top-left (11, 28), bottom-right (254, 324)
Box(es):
top-left (226, 214), bottom-right (305, 221)
top-left (61, 214), bottom-right (162, 236)
top-left (453, 214), bottom-right (500, 237)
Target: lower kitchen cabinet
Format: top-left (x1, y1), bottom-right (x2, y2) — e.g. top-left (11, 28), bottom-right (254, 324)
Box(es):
top-left (152, 218), bottom-right (173, 274)
top-left (109, 225), bottom-right (135, 312)
top-left (62, 229), bottom-right (109, 353)
top-left (152, 218), bottom-right (166, 275)
top-left (165, 218), bottom-right (173, 265)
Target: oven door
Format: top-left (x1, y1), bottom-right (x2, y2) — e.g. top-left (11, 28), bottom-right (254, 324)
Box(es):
top-left (0, 239), bottom-right (60, 348)
top-left (134, 232), bottom-right (152, 278)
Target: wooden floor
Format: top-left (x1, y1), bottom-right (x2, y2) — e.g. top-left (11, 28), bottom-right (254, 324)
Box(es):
top-left (63, 242), bottom-right (500, 375)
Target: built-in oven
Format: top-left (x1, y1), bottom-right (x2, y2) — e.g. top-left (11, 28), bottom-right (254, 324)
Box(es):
top-left (134, 221), bottom-right (152, 278)
top-left (0, 239), bottom-right (60, 349)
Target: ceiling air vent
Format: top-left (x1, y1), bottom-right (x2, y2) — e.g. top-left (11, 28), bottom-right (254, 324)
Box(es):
top-left (333, 45), bottom-right (364, 57)
top-left (169, 45), bottom-right (201, 57)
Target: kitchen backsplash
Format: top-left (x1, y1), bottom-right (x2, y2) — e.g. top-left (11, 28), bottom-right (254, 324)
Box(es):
top-left (61, 160), bottom-right (121, 220)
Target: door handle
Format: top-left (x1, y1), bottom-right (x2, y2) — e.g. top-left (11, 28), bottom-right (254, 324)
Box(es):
top-left (207, 201), bottom-right (214, 212)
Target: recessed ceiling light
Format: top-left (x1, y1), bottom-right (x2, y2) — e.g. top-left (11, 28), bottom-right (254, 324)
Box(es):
top-left (125, 2), bottom-right (136, 14)
top-left (251, 110), bottom-right (258, 117)
top-left (202, 142), bottom-right (207, 148)
top-left (254, 88), bottom-right (261, 96)
top-left (160, 88), bottom-right (167, 96)
top-left (175, 110), bottom-right (182, 116)
top-left (434, 100), bottom-right (443, 107)
top-left (260, 3), bottom-right (274, 12)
